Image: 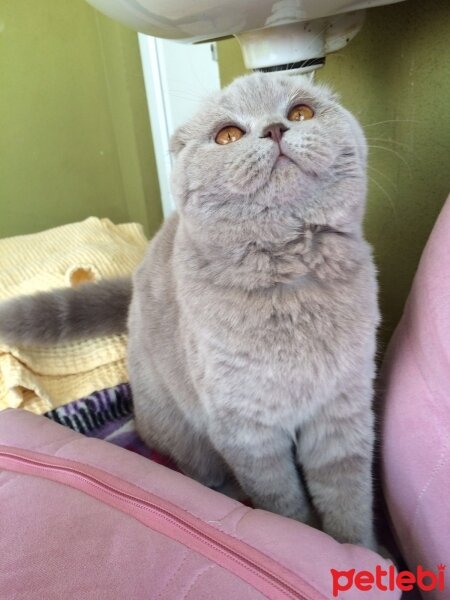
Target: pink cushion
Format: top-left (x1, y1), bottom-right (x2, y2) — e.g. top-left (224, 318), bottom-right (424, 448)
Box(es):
top-left (381, 196), bottom-right (450, 582)
top-left (0, 408), bottom-right (398, 600)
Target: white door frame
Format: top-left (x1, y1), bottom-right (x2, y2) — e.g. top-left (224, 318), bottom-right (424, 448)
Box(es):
top-left (138, 35), bottom-right (221, 217)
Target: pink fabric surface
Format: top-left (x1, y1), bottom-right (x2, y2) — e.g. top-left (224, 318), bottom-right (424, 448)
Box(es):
top-left (0, 408), bottom-right (399, 600)
top-left (381, 195), bottom-right (450, 597)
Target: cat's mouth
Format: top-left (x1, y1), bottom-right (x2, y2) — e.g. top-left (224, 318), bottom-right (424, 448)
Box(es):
top-left (270, 150), bottom-right (297, 174)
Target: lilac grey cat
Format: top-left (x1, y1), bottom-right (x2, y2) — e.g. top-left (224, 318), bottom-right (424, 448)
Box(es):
top-left (0, 73), bottom-right (379, 549)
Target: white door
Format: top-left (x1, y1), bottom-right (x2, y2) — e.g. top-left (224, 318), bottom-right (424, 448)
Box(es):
top-left (138, 35), bottom-right (221, 217)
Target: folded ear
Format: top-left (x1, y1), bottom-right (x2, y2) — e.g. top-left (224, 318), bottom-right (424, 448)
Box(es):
top-left (169, 124), bottom-right (191, 156)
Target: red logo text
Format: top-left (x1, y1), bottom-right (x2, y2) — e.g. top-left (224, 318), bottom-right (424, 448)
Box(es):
top-left (331, 564), bottom-right (445, 597)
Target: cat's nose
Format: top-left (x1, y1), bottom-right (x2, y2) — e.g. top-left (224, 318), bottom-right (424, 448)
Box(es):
top-left (261, 123), bottom-right (289, 143)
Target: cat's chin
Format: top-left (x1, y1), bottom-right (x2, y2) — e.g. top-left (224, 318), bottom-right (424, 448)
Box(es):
top-left (275, 155), bottom-right (292, 165)
top-left (268, 157), bottom-right (307, 190)
top-left (270, 154), bottom-right (298, 176)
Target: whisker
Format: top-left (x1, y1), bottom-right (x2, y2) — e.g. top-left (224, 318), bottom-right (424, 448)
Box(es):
top-left (366, 137), bottom-right (412, 150)
top-left (367, 165), bottom-right (397, 190)
top-left (281, 22), bottom-right (330, 77)
top-left (366, 145), bottom-right (412, 174)
top-left (363, 119), bottom-right (420, 128)
top-left (334, 142), bottom-right (410, 157)
top-left (367, 174), bottom-right (397, 217)
top-left (172, 85), bottom-right (205, 99)
top-left (303, 23), bottom-right (330, 57)
top-left (167, 94), bottom-right (203, 104)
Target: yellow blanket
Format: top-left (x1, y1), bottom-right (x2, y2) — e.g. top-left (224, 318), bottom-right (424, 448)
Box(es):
top-left (0, 217), bottom-right (148, 414)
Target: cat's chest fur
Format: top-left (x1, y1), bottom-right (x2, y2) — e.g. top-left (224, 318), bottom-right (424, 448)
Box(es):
top-left (173, 228), bottom-right (377, 423)
top-left (132, 214), bottom-right (377, 427)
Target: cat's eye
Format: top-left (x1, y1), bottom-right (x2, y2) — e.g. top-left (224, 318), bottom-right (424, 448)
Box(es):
top-left (215, 126), bottom-right (245, 145)
top-left (287, 104), bottom-right (314, 122)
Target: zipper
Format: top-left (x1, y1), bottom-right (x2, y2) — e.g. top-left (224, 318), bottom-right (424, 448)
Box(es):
top-left (0, 448), bottom-right (323, 600)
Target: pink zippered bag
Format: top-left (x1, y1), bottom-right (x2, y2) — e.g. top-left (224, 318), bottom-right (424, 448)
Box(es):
top-left (0, 409), bottom-right (398, 599)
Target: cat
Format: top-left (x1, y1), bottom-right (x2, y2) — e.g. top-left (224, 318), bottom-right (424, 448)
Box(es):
top-left (0, 72), bottom-right (379, 550)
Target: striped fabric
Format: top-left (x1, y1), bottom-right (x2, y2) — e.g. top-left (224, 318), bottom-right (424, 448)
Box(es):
top-left (45, 383), bottom-right (133, 436)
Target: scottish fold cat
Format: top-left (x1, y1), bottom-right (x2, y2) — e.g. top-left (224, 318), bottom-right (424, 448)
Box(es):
top-left (0, 73), bottom-right (379, 549)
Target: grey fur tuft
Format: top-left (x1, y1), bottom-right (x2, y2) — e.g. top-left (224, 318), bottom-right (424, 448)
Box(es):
top-left (0, 277), bottom-right (132, 346)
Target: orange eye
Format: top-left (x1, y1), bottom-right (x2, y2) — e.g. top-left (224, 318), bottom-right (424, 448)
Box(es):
top-left (215, 126), bottom-right (245, 145)
top-left (287, 104), bottom-right (314, 122)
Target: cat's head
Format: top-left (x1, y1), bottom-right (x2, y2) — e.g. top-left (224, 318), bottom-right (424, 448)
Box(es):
top-left (170, 72), bottom-right (367, 245)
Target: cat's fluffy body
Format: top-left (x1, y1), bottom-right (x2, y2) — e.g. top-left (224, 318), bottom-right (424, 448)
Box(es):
top-left (0, 73), bottom-right (379, 548)
top-left (128, 73), bottom-right (379, 548)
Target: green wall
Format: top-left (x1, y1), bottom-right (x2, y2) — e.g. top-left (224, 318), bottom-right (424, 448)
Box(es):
top-left (0, 0), bottom-right (163, 239)
top-left (217, 0), bottom-right (450, 344)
